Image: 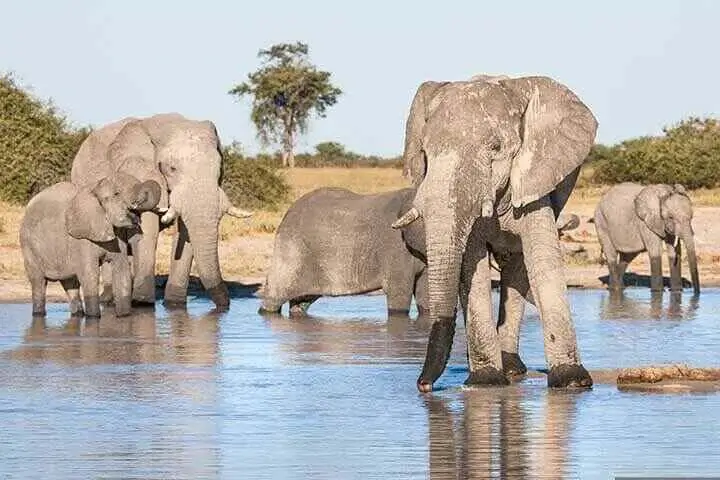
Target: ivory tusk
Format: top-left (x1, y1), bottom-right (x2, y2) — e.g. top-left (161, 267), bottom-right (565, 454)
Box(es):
top-left (392, 207), bottom-right (421, 229)
top-left (161, 206), bottom-right (178, 224)
top-left (673, 235), bottom-right (680, 249)
top-left (480, 198), bottom-right (494, 218)
top-left (227, 206), bottom-right (254, 218)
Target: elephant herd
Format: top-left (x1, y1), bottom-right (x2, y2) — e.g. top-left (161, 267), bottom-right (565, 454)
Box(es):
top-left (19, 75), bottom-right (700, 394)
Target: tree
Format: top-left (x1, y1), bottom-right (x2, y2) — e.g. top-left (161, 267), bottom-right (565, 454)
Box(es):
top-left (228, 42), bottom-right (342, 168)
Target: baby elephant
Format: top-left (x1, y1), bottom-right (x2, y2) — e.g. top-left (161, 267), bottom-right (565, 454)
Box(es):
top-left (20, 173), bottom-right (162, 318)
top-left (260, 187), bottom-right (426, 317)
top-left (594, 182), bottom-right (699, 294)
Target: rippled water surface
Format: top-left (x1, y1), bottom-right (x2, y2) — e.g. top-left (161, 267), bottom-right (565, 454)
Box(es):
top-left (1, 288), bottom-right (719, 479)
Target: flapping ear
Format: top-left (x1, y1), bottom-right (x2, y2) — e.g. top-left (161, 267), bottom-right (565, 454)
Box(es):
top-left (402, 81), bottom-right (449, 187)
top-left (65, 190), bottom-right (115, 242)
top-left (108, 121), bottom-right (155, 169)
top-left (635, 185), bottom-right (673, 238)
top-left (507, 77), bottom-right (598, 209)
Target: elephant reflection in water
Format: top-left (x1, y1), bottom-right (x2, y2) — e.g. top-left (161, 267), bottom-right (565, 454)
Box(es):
top-left (426, 388), bottom-right (579, 479)
top-left (262, 312), bottom-right (447, 364)
top-left (599, 291), bottom-right (699, 321)
top-left (13, 309), bottom-right (221, 369)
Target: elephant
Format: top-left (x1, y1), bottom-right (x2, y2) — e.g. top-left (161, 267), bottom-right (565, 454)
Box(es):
top-left (19, 173), bottom-right (161, 318)
top-left (593, 182), bottom-right (699, 294)
top-left (259, 187), bottom-right (427, 317)
top-left (70, 113), bottom-right (252, 311)
top-left (393, 75), bottom-right (597, 392)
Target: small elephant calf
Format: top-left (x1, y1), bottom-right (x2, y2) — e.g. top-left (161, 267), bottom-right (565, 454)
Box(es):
top-left (20, 173), bottom-right (161, 317)
top-left (260, 187), bottom-right (427, 317)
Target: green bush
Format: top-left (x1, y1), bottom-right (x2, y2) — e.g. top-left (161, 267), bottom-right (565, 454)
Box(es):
top-left (251, 141), bottom-right (402, 168)
top-left (0, 74), bottom-right (90, 204)
top-left (220, 143), bottom-right (290, 211)
top-left (592, 117), bottom-right (720, 189)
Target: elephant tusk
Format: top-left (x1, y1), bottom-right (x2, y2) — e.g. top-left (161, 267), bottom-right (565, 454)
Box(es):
top-left (673, 235), bottom-right (680, 249)
top-left (480, 198), bottom-right (494, 218)
top-left (392, 207), bottom-right (421, 229)
top-left (161, 206), bottom-right (178, 224)
top-left (227, 206), bottom-right (253, 218)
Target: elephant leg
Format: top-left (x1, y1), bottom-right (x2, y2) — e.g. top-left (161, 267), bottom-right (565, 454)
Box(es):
top-left (130, 211), bottom-right (160, 306)
top-left (595, 221), bottom-right (622, 291)
top-left (289, 295), bottom-right (320, 317)
top-left (462, 244), bottom-right (507, 386)
top-left (100, 262), bottom-right (114, 304)
top-left (520, 203), bottom-right (592, 389)
top-left (413, 268), bottom-right (429, 317)
top-left (617, 252), bottom-right (638, 286)
top-left (164, 218), bottom-right (193, 308)
top-left (111, 254), bottom-right (132, 317)
top-left (667, 240), bottom-right (682, 292)
top-left (30, 274), bottom-right (48, 317)
top-left (497, 253), bottom-right (530, 377)
top-left (60, 277), bottom-right (84, 317)
top-left (649, 254), bottom-right (664, 292)
top-left (78, 265), bottom-right (101, 318)
top-left (385, 268), bottom-right (415, 317)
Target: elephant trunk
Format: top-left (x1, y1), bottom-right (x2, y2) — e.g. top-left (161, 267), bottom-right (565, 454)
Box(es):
top-left (682, 233), bottom-right (700, 295)
top-left (177, 183), bottom-right (230, 309)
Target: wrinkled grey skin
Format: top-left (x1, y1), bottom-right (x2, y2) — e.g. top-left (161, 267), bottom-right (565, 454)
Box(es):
top-left (594, 182), bottom-right (699, 294)
top-left (20, 174), bottom-right (161, 318)
top-left (260, 187), bottom-right (427, 317)
top-left (70, 113), bottom-right (251, 310)
top-left (396, 75), bottom-right (597, 392)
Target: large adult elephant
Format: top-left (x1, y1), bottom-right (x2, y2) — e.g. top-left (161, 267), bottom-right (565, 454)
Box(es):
top-left (593, 182), bottom-right (699, 294)
top-left (71, 113), bottom-right (251, 309)
top-left (393, 76), bottom-right (597, 392)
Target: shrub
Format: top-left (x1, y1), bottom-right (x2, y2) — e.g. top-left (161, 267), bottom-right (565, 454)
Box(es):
top-left (0, 73), bottom-right (90, 204)
top-left (592, 117), bottom-right (720, 189)
top-left (220, 143), bottom-right (290, 211)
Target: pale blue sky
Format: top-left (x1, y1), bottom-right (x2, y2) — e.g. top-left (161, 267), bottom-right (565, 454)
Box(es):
top-left (1, 0), bottom-right (717, 156)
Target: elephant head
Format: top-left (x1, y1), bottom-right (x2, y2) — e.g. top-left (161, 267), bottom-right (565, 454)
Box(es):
top-left (394, 76), bottom-right (597, 391)
top-left (635, 183), bottom-right (699, 294)
top-left (66, 173), bottom-right (161, 242)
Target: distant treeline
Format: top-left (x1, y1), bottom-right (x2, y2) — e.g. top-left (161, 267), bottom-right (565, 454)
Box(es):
top-left (2, 73), bottom-right (720, 210)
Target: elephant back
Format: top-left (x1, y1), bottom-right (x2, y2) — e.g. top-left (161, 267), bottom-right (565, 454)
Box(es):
top-left (70, 117), bottom-right (137, 189)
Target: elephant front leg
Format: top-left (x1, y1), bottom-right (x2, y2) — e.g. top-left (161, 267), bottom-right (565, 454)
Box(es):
top-left (111, 252), bottom-right (133, 317)
top-left (667, 239), bottom-right (682, 292)
top-left (130, 211), bottom-right (160, 306)
top-left (78, 264), bottom-right (102, 318)
top-left (100, 262), bottom-right (114, 304)
top-left (462, 245), bottom-right (508, 386)
top-left (497, 253), bottom-right (529, 377)
top-left (520, 204), bottom-right (592, 389)
top-left (164, 218), bottom-right (193, 308)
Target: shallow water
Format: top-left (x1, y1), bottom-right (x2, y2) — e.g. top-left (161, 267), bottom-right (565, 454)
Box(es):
top-left (0, 288), bottom-right (719, 479)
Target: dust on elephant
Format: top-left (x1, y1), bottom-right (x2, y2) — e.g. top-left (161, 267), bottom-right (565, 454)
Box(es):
top-left (70, 113), bottom-right (252, 310)
top-left (259, 187), bottom-right (427, 317)
top-left (20, 174), bottom-right (161, 318)
top-left (593, 182), bottom-right (699, 294)
top-left (394, 75), bottom-right (597, 392)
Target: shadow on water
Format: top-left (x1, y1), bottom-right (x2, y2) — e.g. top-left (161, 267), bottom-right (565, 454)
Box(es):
top-left (598, 272), bottom-right (693, 289)
top-left (154, 274), bottom-right (262, 300)
top-left (598, 290), bottom-right (700, 321)
top-left (426, 387), bottom-right (581, 480)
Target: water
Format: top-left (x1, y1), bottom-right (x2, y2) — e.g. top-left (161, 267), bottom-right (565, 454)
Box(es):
top-left (0, 288), bottom-right (719, 479)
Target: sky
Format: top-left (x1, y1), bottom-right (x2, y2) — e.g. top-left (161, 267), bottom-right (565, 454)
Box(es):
top-left (0, 0), bottom-right (717, 156)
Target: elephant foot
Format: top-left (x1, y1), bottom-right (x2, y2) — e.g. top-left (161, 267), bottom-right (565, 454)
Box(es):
top-left (547, 364), bottom-right (593, 389)
top-left (501, 351), bottom-right (527, 377)
top-left (207, 283), bottom-right (230, 311)
top-left (416, 316), bottom-right (456, 393)
top-left (100, 288), bottom-right (114, 305)
top-left (465, 366), bottom-right (510, 387)
top-left (114, 297), bottom-right (132, 317)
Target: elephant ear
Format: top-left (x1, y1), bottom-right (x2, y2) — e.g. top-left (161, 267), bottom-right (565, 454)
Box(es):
top-left (507, 77), bottom-right (598, 209)
top-left (107, 121), bottom-right (155, 169)
top-left (402, 81), bottom-right (449, 186)
top-left (65, 190), bottom-right (115, 242)
top-left (634, 185), bottom-right (672, 238)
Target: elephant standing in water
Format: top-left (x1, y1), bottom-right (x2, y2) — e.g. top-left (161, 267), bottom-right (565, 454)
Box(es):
top-left (20, 174), bottom-right (161, 317)
top-left (394, 75), bottom-right (597, 392)
top-left (260, 187), bottom-right (427, 317)
top-left (594, 182), bottom-right (699, 294)
top-left (70, 113), bottom-right (252, 310)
